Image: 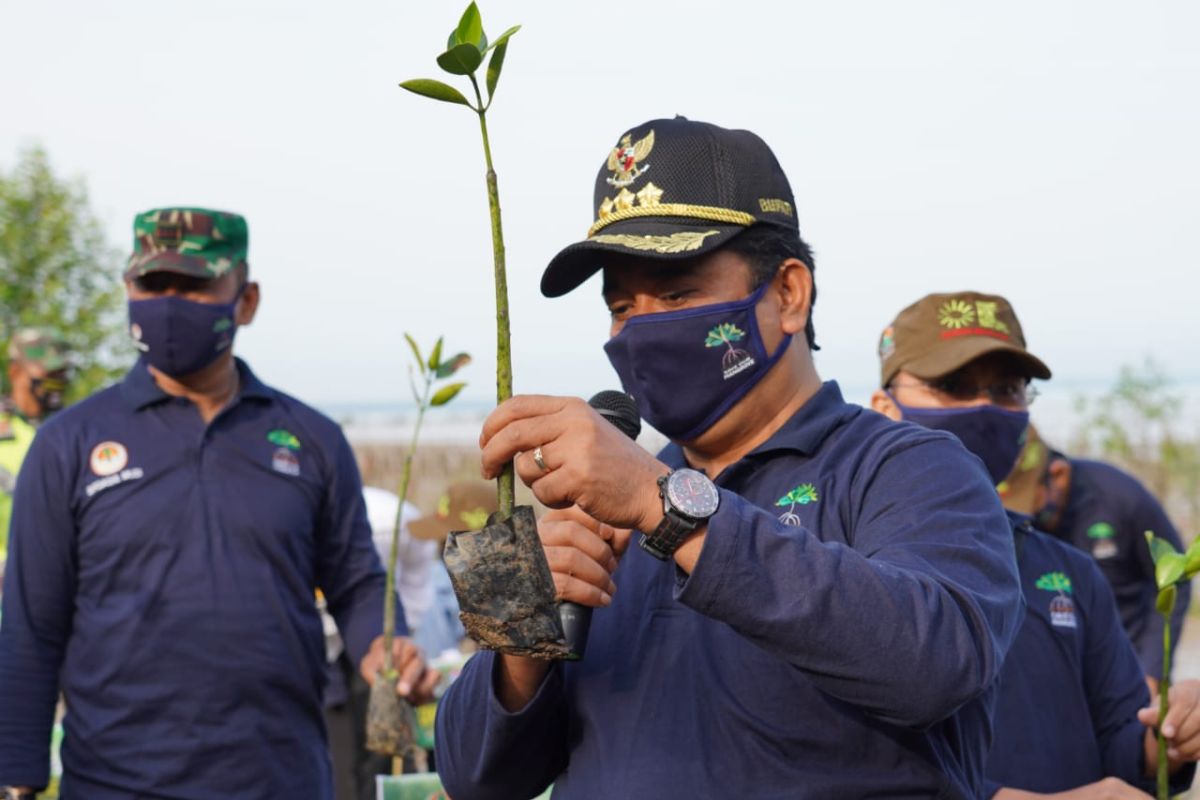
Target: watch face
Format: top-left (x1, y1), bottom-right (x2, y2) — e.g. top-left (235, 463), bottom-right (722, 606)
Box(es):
top-left (667, 469), bottom-right (720, 518)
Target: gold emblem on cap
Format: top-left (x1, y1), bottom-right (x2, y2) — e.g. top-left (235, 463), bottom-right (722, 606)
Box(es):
top-left (590, 230), bottom-right (722, 254)
top-left (606, 130), bottom-right (655, 188)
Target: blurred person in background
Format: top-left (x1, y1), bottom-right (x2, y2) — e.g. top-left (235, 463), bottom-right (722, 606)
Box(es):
top-left (872, 291), bottom-right (1198, 797)
top-left (0, 327), bottom-right (70, 600)
top-left (1000, 424), bottom-right (1191, 683)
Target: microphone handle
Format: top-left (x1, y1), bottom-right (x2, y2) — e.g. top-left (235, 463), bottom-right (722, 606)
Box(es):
top-left (558, 401), bottom-right (640, 661)
top-left (559, 598), bottom-right (593, 661)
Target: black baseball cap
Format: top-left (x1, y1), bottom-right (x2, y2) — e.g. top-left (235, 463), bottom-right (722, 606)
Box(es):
top-left (541, 116), bottom-right (801, 298)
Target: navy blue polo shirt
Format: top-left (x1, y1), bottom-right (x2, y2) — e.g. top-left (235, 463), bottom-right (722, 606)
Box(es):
top-left (1052, 457), bottom-right (1190, 677)
top-left (986, 516), bottom-right (1194, 795)
top-left (0, 359), bottom-right (400, 798)
top-left (436, 381), bottom-right (1023, 799)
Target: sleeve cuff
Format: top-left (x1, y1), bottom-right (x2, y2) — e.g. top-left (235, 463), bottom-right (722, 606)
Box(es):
top-left (672, 490), bottom-right (744, 615)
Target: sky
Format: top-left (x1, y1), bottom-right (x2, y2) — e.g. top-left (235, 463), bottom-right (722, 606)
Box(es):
top-left (2, 0), bottom-right (1197, 410)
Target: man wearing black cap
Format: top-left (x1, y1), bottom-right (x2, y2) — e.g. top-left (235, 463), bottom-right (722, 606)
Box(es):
top-left (434, 118), bottom-right (1024, 798)
top-left (871, 291), bottom-right (1199, 797)
top-left (0, 208), bottom-right (436, 800)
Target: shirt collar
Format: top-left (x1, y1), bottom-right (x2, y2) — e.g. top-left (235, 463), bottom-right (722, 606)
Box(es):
top-left (659, 381), bottom-right (856, 470)
top-left (121, 357), bottom-right (274, 411)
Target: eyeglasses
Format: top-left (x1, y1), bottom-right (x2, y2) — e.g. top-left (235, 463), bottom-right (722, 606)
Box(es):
top-left (888, 378), bottom-right (1039, 407)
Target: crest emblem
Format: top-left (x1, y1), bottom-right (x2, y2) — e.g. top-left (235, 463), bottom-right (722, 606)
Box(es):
top-left (90, 441), bottom-right (129, 477)
top-left (878, 326), bottom-right (895, 360)
top-left (606, 130), bottom-right (655, 188)
top-left (1035, 571), bottom-right (1077, 628)
top-left (1088, 522), bottom-right (1118, 559)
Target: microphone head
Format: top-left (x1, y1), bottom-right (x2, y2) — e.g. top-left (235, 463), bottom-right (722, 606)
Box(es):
top-left (588, 390), bottom-right (642, 441)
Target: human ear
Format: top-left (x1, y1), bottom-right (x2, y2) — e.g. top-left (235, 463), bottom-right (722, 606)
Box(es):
top-left (774, 258), bottom-right (812, 337)
top-left (871, 388), bottom-right (902, 421)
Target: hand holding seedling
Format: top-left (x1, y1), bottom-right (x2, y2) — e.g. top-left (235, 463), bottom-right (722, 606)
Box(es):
top-left (1142, 530), bottom-right (1200, 797)
top-left (480, 395), bottom-right (670, 533)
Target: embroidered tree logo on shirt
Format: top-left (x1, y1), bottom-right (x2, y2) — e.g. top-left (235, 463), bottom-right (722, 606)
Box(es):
top-left (1035, 571), bottom-right (1072, 594)
top-left (937, 299), bottom-right (975, 330)
top-left (1087, 522), bottom-right (1115, 540)
top-left (705, 323), bottom-right (755, 379)
top-left (267, 429), bottom-right (302, 451)
top-left (775, 483), bottom-right (819, 526)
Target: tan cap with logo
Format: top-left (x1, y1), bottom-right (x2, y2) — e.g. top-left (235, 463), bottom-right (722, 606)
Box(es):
top-left (877, 291), bottom-right (1051, 387)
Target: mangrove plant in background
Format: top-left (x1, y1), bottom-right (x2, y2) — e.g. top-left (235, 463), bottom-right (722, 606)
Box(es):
top-left (366, 335), bottom-right (467, 763)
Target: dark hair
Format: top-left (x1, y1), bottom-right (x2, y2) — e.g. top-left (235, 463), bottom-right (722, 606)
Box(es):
top-left (724, 225), bottom-right (818, 350)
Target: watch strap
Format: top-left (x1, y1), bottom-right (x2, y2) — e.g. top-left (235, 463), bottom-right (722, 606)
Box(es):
top-left (638, 509), bottom-right (698, 560)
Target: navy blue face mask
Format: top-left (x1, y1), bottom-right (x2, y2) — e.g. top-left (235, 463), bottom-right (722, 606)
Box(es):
top-left (604, 283), bottom-right (792, 441)
top-left (128, 290), bottom-right (241, 377)
top-left (890, 396), bottom-right (1030, 485)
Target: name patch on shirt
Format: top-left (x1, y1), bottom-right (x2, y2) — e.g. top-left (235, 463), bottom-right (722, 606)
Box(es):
top-left (86, 466), bottom-right (144, 497)
top-left (272, 447), bottom-right (300, 476)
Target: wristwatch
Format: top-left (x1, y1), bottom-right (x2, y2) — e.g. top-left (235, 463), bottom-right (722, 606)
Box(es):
top-left (639, 468), bottom-right (720, 560)
top-left (3, 788), bottom-right (36, 800)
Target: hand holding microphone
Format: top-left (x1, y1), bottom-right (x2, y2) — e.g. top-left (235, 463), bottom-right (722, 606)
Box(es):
top-left (553, 391), bottom-right (641, 659)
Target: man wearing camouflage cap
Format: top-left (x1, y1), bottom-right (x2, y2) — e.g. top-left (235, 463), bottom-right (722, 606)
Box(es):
top-left (435, 118), bottom-right (1023, 798)
top-left (0, 328), bottom-right (70, 588)
top-left (871, 291), bottom-right (1198, 796)
top-left (0, 208), bottom-right (436, 799)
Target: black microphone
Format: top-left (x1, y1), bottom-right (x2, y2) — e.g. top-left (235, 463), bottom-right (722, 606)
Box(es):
top-left (559, 390), bottom-right (642, 661)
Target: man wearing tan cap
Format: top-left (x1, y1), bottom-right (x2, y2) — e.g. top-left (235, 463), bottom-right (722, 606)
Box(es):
top-left (873, 291), bottom-right (1198, 797)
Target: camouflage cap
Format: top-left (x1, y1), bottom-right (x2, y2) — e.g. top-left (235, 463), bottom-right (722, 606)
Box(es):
top-left (7, 327), bottom-right (68, 372)
top-left (997, 423), bottom-right (1050, 515)
top-left (408, 481), bottom-right (497, 541)
top-left (125, 207), bottom-right (248, 280)
top-left (878, 290), bottom-right (1052, 387)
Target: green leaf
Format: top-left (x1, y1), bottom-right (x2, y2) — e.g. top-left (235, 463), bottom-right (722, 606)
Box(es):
top-left (1146, 530), bottom-right (1181, 565)
top-left (1156, 552), bottom-right (1187, 591)
top-left (1157, 583), bottom-right (1178, 616)
top-left (430, 382), bottom-right (467, 407)
top-left (485, 24), bottom-right (520, 52)
top-left (435, 352), bottom-right (471, 378)
top-left (455, 2), bottom-right (484, 49)
top-left (403, 332), bottom-right (423, 368)
top-left (486, 39), bottom-right (508, 101)
top-left (1185, 537), bottom-right (1200, 579)
top-left (437, 43), bottom-right (483, 75)
top-left (428, 336), bottom-right (444, 372)
top-left (399, 79), bottom-right (470, 107)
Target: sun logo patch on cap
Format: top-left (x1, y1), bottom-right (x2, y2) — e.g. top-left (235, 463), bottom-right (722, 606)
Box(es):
top-left (90, 441), bottom-right (129, 476)
top-left (938, 299), bottom-right (975, 330)
top-left (606, 130), bottom-right (655, 188)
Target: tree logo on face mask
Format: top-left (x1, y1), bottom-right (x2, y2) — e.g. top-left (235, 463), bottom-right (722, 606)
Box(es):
top-left (776, 483), bottom-right (820, 525)
top-left (705, 323), bottom-right (756, 380)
